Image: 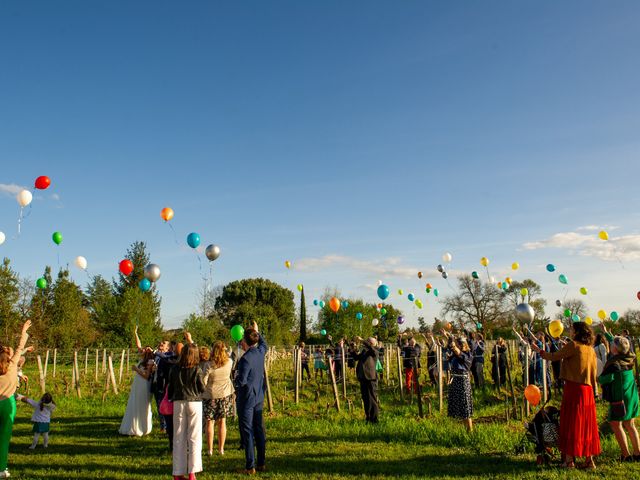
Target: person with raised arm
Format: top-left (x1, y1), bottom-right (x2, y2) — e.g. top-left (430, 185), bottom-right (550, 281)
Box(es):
top-left (354, 336), bottom-right (380, 423)
top-left (0, 319), bottom-right (32, 479)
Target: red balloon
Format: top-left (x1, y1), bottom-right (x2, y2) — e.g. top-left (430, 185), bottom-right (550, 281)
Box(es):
top-left (34, 176), bottom-right (51, 190)
top-left (119, 259), bottom-right (134, 276)
top-left (637, 291), bottom-right (640, 301)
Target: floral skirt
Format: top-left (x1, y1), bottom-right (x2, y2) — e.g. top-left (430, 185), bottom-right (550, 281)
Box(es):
top-left (203, 394), bottom-right (234, 421)
top-left (448, 375), bottom-right (473, 419)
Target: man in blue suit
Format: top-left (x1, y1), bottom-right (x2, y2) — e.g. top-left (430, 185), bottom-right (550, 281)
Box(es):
top-left (235, 321), bottom-right (268, 474)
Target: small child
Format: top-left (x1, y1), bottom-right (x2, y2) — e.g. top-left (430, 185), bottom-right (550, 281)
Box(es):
top-left (16, 393), bottom-right (56, 448)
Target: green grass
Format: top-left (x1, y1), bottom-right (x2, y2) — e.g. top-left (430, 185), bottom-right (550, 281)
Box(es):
top-left (8, 360), bottom-right (640, 479)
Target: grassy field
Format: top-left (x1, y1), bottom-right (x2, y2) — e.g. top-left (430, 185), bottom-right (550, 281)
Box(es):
top-left (7, 353), bottom-right (640, 479)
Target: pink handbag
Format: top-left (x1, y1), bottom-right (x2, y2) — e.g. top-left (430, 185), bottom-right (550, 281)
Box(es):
top-left (159, 386), bottom-right (173, 415)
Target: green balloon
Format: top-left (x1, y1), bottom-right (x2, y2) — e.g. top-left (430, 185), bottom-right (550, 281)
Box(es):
top-left (230, 324), bottom-right (245, 342)
top-left (36, 277), bottom-right (47, 289)
top-left (380, 308), bottom-right (387, 316)
top-left (563, 309), bottom-right (571, 318)
top-left (52, 231), bottom-right (63, 245)
top-left (611, 311), bottom-right (619, 321)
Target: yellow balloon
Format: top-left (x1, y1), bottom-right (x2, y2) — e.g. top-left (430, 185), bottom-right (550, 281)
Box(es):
top-left (512, 262), bottom-right (519, 270)
top-left (585, 316), bottom-right (593, 325)
top-left (496, 282), bottom-right (502, 289)
top-left (398, 289), bottom-right (403, 295)
top-left (598, 230), bottom-right (609, 241)
top-left (285, 260), bottom-right (291, 269)
top-left (597, 309), bottom-right (607, 320)
top-left (505, 277), bottom-right (512, 284)
top-left (480, 257), bottom-right (489, 267)
top-left (549, 320), bottom-right (564, 339)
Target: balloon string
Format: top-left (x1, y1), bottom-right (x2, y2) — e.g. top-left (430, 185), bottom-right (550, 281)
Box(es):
top-left (167, 223), bottom-right (180, 245)
top-left (484, 266), bottom-right (491, 282)
top-left (208, 263), bottom-right (214, 291)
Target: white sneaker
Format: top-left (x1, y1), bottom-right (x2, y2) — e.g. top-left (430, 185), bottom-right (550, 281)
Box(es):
top-left (0, 469), bottom-right (11, 478)
top-left (28, 445), bottom-right (36, 450)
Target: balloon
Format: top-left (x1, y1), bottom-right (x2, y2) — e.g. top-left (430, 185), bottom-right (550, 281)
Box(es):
top-left (36, 277), bottom-right (47, 289)
top-left (516, 303), bottom-right (535, 323)
top-left (119, 259), bottom-right (134, 276)
top-left (34, 176), bottom-right (51, 190)
top-left (571, 314), bottom-right (580, 322)
top-left (139, 278), bottom-right (151, 292)
top-left (205, 244), bottom-right (221, 261)
top-left (160, 207), bottom-right (174, 222)
top-left (313, 299), bottom-right (318, 306)
top-left (319, 300), bottom-right (325, 308)
top-left (546, 264), bottom-right (556, 273)
top-left (0, 232), bottom-right (5, 245)
top-left (372, 318), bottom-right (379, 327)
top-left (445, 322), bottom-right (452, 330)
top-left (356, 312), bottom-right (363, 320)
top-left (285, 260), bottom-right (291, 269)
top-left (637, 292), bottom-right (640, 301)
top-left (558, 274), bottom-right (568, 285)
top-left (471, 271), bottom-right (479, 279)
top-left (563, 309), bottom-right (571, 318)
top-left (320, 329), bottom-right (327, 336)
top-left (585, 317), bottom-right (593, 325)
top-left (599, 230), bottom-right (609, 241)
top-left (297, 284), bottom-right (303, 292)
top-left (611, 311), bottom-right (619, 321)
top-left (342, 301), bottom-right (349, 309)
top-left (480, 257), bottom-right (489, 267)
top-left (415, 299), bottom-right (423, 309)
top-left (329, 297), bottom-right (341, 313)
top-left (377, 280), bottom-right (383, 286)
top-left (476, 323), bottom-right (482, 330)
top-left (186, 232), bottom-right (201, 249)
top-left (549, 320), bottom-right (564, 339)
top-left (377, 284), bottom-right (390, 300)
top-left (512, 262), bottom-right (519, 270)
top-left (52, 231), bottom-right (63, 245)
top-left (417, 271), bottom-right (423, 279)
top-left (597, 310), bottom-right (607, 320)
top-left (433, 288), bottom-right (439, 297)
top-left (436, 264), bottom-right (444, 273)
top-left (377, 303), bottom-right (383, 309)
top-left (497, 282), bottom-right (502, 289)
top-left (524, 384), bottom-right (542, 406)
top-left (16, 189), bottom-right (32, 207)
top-left (442, 271), bottom-right (448, 279)
top-left (407, 293), bottom-right (415, 302)
top-left (74, 256), bottom-right (87, 270)
top-left (505, 277), bottom-right (512, 285)
top-left (230, 325), bottom-right (245, 342)
top-left (501, 282), bottom-right (508, 290)
top-left (397, 316), bottom-right (405, 325)
top-left (425, 288), bottom-right (431, 293)
top-left (442, 252), bottom-right (452, 263)
top-left (520, 288), bottom-right (528, 297)
top-left (397, 289), bottom-right (403, 295)
top-left (555, 300), bottom-right (562, 307)
top-left (579, 287), bottom-right (588, 295)
top-left (380, 308), bottom-right (387, 316)
top-left (144, 264), bottom-right (161, 282)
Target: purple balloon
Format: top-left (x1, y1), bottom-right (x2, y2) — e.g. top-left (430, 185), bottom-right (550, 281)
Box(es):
top-left (397, 316), bottom-right (405, 325)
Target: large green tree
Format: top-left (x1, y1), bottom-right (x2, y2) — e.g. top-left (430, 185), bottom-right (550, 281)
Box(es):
top-left (299, 286), bottom-right (307, 342)
top-left (0, 258), bottom-right (20, 343)
top-left (215, 278), bottom-right (295, 346)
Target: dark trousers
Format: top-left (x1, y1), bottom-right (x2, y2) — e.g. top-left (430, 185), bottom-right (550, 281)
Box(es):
top-left (164, 414), bottom-right (174, 451)
top-left (359, 379), bottom-right (379, 423)
top-left (335, 361), bottom-right (343, 381)
top-left (153, 389), bottom-right (167, 430)
top-left (471, 361), bottom-right (485, 389)
top-left (238, 406), bottom-right (266, 469)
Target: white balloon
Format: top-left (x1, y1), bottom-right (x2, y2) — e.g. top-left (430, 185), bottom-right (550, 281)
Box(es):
top-left (377, 280), bottom-right (383, 286)
top-left (16, 190), bottom-right (32, 207)
top-left (74, 256), bottom-right (87, 270)
top-left (372, 318), bottom-right (379, 326)
top-left (490, 276), bottom-right (496, 283)
top-left (0, 232), bottom-right (5, 245)
top-left (442, 252), bottom-right (452, 263)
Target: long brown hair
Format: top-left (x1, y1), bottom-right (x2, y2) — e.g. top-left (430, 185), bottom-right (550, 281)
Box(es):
top-left (0, 347), bottom-right (11, 376)
top-left (572, 322), bottom-right (594, 346)
top-left (178, 343), bottom-right (199, 368)
top-left (211, 341), bottom-right (229, 368)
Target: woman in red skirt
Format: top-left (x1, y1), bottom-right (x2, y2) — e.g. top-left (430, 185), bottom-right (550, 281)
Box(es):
top-left (533, 322), bottom-right (600, 469)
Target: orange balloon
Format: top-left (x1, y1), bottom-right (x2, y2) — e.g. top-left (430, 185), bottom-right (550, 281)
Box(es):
top-left (417, 271), bottom-right (423, 279)
top-left (426, 283), bottom-right (432, 289)
top-left (160, 207), bottom-right (174, 222)
top-left (377, 303), bottom-right (383, 309)
top-left (446, 322), bottom-right (452, 330)
top-left (329, 297), bottom-right (341, 313)
top-left (524, 384), bottom-right (541, 406)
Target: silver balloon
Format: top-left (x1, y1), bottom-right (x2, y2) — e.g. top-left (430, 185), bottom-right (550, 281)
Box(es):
top-left (144, 263), bottom-right (161, 282)
top-left (555, 299), bottom-right (562, 307)
top-left (515, 303), bottom-right (535, 323)
top-left (442, 271), bottom-right (448, 279)
top-left (436, 264), bottom-right (444, 273)
top-left (205, 244), bottom-right (221, 261)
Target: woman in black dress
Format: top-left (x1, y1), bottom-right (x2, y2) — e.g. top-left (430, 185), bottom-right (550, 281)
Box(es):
top-left (446, 335), bottom-right (474, 432)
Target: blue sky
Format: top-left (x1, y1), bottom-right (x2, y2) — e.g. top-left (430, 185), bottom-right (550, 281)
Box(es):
top-left (1, 1), bottom-right (640, 329)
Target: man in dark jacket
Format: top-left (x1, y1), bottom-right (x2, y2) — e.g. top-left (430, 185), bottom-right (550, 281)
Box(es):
top-left (398, 334), bottom-right (422, 393)
top-left (235, 321), bottom-right (268, 474)
top-left (355, 336), bottom-right (380, 423)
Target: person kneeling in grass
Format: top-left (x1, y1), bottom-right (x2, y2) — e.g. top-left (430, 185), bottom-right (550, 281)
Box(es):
top-left (16, 393), bottom-right (56, 449)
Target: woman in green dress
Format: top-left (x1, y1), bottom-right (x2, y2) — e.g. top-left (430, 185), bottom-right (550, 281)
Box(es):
top-left (598, 332), bottom-right (640, 461)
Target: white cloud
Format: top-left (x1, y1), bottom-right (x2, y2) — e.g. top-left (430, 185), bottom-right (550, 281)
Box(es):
top-left (51, 193), bottom-right (60, 201)
top-left (0, 183), bottom-right (28, 197)
top-left (523, 230), bottom-right (640, 262)
top-left (294, 254), bottom-right (431, 279)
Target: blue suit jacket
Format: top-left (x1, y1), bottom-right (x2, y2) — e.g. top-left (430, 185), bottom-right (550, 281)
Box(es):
top-left (234, 334), bottom-right (268, 411)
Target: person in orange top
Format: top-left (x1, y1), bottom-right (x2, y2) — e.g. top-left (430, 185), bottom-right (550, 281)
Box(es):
top-left (532, 322), bottom-right (600, 470)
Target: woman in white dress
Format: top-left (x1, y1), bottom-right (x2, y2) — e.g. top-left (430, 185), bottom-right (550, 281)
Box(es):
top-left (119, 326), bottom-right (154, 436)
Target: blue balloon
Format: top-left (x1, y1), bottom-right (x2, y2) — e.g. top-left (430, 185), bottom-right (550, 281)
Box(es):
top-left (187, 232), bottom-right (201, 249)
top-left (342, 301), bottom-right (349, 309)
top-left (139, 278), bottom-right (151, 292)
top-left (356, 312), bottom-right (363, 320)
top-left (377, 284), bottom-right (390, 300)
top-left (546, 264), bottom-right (556, 272)
top-left (407, 293), bottom-right (415, 302)
top-left (313, 299), bottom-right (319, 306)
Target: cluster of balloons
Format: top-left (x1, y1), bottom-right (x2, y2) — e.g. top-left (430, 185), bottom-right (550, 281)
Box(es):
top-left (0, 232), bottom-right (5, 246)
top-left (524, 384), bottom-right (541, 406)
